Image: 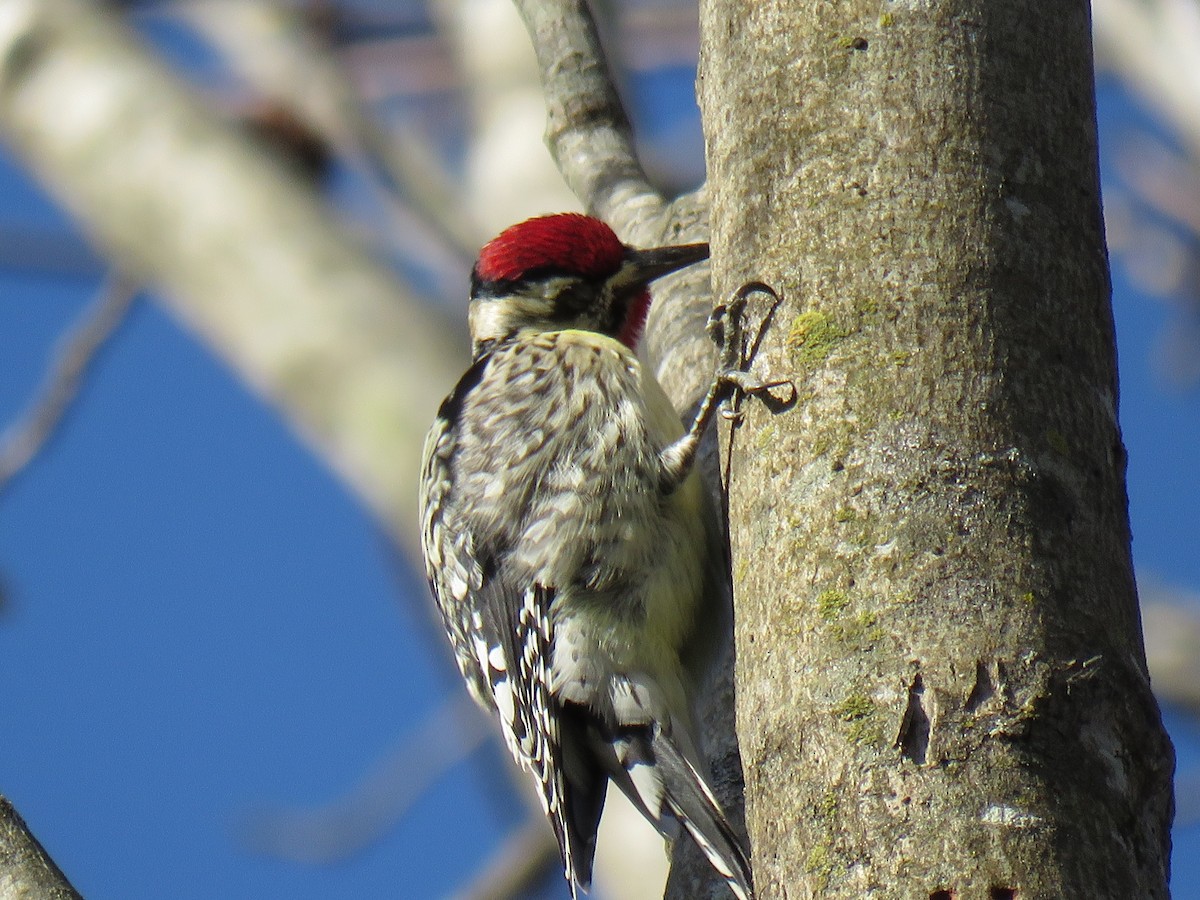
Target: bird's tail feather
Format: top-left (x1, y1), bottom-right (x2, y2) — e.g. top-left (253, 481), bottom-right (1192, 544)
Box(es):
top-left (606, 724), bottom-right (754, 900)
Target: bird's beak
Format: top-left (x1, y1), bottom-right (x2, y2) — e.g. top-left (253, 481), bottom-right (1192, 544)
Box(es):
top-left (611, 242), bottom-right (710, 291)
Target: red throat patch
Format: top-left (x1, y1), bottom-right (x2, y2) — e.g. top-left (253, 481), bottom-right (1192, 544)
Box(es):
top-left (617, 290), bottom-right (651, 349)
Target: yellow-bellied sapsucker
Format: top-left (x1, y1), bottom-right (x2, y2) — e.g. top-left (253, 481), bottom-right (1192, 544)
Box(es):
top-left (419, 213), bottom-right (753, 899)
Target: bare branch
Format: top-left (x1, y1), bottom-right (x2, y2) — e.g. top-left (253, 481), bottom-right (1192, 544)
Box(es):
top-left (0, 272), bottom-right (137, 496)
top-left (451, 815), bottom-right (560, 900)
top-left (511, 0), bottom-right (665, 234)
top-left (0, 796), bottom-right (82, 899)
top-left (242, 692), bottom-right (492, 864)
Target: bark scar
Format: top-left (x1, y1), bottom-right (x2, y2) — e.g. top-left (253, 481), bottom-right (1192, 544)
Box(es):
top-left (896, 672), bottom-right (930, 764)
top-left (965, 660), bottom-right (996, 713)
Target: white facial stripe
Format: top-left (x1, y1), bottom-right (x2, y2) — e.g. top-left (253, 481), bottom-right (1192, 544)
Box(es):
top-left (468, 277), bottom-right (595, 344)
top-left (468, 298), bottom-right (515, 343)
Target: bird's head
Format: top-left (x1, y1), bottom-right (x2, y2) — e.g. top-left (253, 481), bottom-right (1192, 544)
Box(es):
top-left (467, 213), bottom-right (709, 357)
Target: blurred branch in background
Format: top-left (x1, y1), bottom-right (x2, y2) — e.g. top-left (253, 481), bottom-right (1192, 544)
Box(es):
top-left (167, 0), bottom-right (481, 267)
top-left (453, 816), bottom-right (559, 900)
top-left (0, 0), bottom-right (465, 558)
top-left (1093, 0), bottom-right (1200, 389)
top-left (0, 273), bottom-right (138, 497)
top-left (241, 692), bottom-right (491, 864)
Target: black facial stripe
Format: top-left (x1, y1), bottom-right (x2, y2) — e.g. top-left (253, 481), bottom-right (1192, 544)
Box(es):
top-left (469, 269), bottom-right (629, 339)
top-left (472, 270), bottom-right (612, 314)
top-left (471, 266), bottom-right (583, 301)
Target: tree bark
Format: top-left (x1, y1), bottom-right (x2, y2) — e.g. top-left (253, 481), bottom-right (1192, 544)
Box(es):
top-left (0, 797), bottom-right (81, 899)
top-left (698, 1), bottom-right (1174, 897)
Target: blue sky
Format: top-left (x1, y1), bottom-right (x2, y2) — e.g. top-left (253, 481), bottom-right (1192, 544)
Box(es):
top-left (1, 15), bottom-right (1196, 900)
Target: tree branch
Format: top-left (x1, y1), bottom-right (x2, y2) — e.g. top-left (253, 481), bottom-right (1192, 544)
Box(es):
top-left (0, 796), bottom-right (82, 899)
top-left (511, 0), bottom-right (666, 235)
top-left (0, 272), bottom-right (137, 496)
top-left (452, 815), bottom-right (559, 900)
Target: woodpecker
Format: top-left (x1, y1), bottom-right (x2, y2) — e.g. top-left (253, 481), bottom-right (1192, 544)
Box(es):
top-left (420, 213), bottom-right (753, 899)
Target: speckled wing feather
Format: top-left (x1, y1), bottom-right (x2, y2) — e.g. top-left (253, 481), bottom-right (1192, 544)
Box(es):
top-left (419, 332), bottom-right (648, 894)
top-left (419, 326), bottom-right (749, 897)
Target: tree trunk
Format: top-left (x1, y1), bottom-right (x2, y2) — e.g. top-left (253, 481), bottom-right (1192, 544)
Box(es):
top-left (697, 1), bottom-right (1174, 896)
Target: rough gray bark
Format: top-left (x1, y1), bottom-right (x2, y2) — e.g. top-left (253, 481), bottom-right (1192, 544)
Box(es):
top-left (698, 0), bottom-right (1174, 897)
top-left (0, 797), bottom-right (81, 899)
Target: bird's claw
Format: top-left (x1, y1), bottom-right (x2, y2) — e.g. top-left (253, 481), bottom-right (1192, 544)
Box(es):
top-left (709, 281), bottom-right (794, 418)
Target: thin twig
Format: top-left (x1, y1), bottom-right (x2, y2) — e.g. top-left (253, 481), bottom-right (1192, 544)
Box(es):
top-left (241, 691), bottom-right (493, 864)
top-left (452, 814), bottom-right (561, 900)
top-left (511, 0), bottom-right (664, 234)
top-left (0, 272), bottom-right (138, 496)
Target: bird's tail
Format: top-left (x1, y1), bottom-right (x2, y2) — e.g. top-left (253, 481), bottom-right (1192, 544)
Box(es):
top-left (606, 723), bottom-right (754, 900)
